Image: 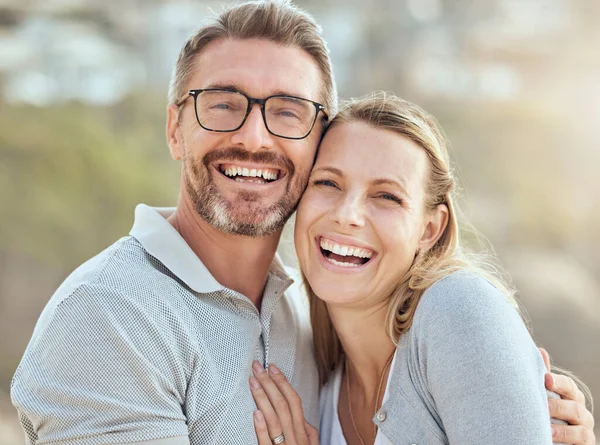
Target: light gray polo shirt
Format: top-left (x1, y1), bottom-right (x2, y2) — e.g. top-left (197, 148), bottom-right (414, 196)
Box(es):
top-left (11, 204), bottom-right (319, 445)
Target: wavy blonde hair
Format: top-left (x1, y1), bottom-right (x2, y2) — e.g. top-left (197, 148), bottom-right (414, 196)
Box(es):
top-left (306, 92), bottom-right (593, 413)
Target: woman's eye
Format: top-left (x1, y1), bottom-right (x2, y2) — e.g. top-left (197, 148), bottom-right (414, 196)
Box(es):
top-left (378, 193), bottom-right (403, 204)
top-left (312, 179), bottom-right (338, 188)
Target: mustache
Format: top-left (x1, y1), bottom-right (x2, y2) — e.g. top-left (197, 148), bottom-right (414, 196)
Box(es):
top-left (202, 147), bottom-right (295, 174)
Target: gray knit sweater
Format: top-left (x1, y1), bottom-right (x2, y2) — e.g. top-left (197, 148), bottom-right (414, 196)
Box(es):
top-left (372, 272), bottom-right (553, 444)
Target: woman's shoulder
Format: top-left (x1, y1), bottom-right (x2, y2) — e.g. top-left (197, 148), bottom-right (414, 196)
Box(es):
top-left (413, 271), bottom-right (518, 333)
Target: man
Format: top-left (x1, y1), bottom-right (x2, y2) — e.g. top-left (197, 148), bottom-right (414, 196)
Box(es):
top-left (10, 1), bottom-right (595, 445)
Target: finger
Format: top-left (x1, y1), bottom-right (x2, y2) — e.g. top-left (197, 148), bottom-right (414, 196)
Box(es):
top-left (549, 398), bottom-right (595, 428)
top-left (548, 373), bottom-right (586, 405)
top-left (305, 421), bottom-right (319, 445)
top-left (269, 364), bottom-right (308, 445)
top-left (250, 376), bottom-right (285, 442)
top-left (253, 361), bottom-right (297, 444)
top-left (254, 410), bottom-right (275, 445)
top-left (551, 424), bottom-right (595, 445)
top-left (539, 348), bottom-right (551, 372)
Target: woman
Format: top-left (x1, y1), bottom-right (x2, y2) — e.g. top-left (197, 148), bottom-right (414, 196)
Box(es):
top-left (248, 92), bottom-right (594, 444)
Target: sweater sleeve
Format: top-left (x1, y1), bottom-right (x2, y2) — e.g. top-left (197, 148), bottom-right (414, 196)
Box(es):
top-left (412, 272), bottom-right (553, 444)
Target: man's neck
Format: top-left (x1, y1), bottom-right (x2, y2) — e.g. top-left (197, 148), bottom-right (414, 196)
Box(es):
top-left (168, 196), bottom-right (282, 308)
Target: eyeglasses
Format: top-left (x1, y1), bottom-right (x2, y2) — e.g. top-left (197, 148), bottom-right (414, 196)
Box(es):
top-left (178, 89), bottom-right (328, 140)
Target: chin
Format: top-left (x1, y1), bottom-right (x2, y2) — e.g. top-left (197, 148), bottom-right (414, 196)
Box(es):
top-left (305, 272), bottom-right (365, 305)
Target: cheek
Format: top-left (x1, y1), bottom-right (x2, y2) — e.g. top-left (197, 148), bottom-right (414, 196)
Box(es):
top-left (296, 188), bottom-right (335, 221)
top-left (290, 152), bottom-right (317, 180)
top-left (373, 209), bottom-right (421, 268)
top-left (294, 190), bottom-right (328, 259)
top-left (294, 192), bottom-right (317, 244)
top-left (289, 135), bottom-right (319, 168)
top-left (183, 129), bottom-right (218, 159)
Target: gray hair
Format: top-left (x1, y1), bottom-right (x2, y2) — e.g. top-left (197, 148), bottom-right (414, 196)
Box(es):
top-left (168, 0), bottom-right (337, 117)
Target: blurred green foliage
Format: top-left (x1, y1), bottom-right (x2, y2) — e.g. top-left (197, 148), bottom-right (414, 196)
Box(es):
top-left (0, 94), bottom-right (179, 267)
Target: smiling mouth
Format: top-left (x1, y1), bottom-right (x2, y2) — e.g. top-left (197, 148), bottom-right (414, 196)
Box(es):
top-left (318, 237), bottom-right (375, 268)
top-left (218, 163), bottom-right (282, 184)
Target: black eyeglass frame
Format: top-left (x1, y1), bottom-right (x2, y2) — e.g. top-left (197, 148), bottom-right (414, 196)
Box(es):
top-left (178, 88), bottom-right (328, 140)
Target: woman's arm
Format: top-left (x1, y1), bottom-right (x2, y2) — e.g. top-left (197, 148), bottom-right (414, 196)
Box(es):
top-left (413, 273), bottom-right (552, 444)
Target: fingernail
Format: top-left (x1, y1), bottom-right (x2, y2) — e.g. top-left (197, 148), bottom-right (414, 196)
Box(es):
top-left (269, 364), bottom-right (281, 375)
top-left (551, 425), bottom-right (557, 437)
top-left (253, 360), bottom-right (265, 374)
top-left (545, 373), bottom-right (554, 388)
top-left (249, 377), bottom-right (260, 389)
top-left (254, 410), bottom-right (264, 423)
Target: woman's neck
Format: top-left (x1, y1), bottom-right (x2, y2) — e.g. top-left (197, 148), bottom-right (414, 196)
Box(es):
top-left (328, 302), bottom-right (396, 396)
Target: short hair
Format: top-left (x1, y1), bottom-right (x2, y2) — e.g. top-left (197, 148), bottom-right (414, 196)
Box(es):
top-left (168, 0), bottom-right (337, 117)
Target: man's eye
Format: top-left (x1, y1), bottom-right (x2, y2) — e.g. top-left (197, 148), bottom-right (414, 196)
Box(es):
top-left (210, 103), bottom-right (235, 110)
top-left (276, 110), bottom-right (301, 119)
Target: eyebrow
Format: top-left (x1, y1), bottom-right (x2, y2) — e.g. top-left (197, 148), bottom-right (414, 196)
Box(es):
top-left (371, 177), bottom-right (411, 198)
top-left (201, 82), bottom-right (306, 99)
top-left (312, 166), bottom-right (343, 176)
top-left (312, 166), bottom-right (411, 198)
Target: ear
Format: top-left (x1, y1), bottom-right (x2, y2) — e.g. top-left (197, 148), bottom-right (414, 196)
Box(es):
top-left (166, 104), bottom-right (184, 160)
top-left (418, 203), bottom-right (449, 252)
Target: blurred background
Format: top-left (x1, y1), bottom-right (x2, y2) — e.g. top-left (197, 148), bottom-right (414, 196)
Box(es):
top-left (0, 0), bottom-right (599, 442)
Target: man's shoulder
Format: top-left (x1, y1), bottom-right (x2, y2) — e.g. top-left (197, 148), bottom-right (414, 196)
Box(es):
top-left (35, 236), bottom-right (186, 333)
top-left (51, 236), bottom-right (151, 299)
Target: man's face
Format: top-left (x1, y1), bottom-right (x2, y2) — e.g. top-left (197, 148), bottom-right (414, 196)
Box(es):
top-left (167, 38), bottom-right (324, 237)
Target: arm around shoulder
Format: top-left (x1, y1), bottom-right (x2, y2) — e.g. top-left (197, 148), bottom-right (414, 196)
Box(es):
top-left (412, 272), bottom-right (552, 444)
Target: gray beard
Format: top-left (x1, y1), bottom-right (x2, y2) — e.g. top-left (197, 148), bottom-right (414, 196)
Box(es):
top-left (182, 145), bottom-right (305, 237)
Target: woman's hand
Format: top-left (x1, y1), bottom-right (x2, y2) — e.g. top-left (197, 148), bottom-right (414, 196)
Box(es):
top-left (250, 360), bottom-right (319, 445)
top-left (540, 348), bottom-right (596, 445)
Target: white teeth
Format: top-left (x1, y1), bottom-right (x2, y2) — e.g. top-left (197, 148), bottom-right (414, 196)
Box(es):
top-left (319, 238), bottom-right (374, 259)
top-left (235, 177), bottom-right (264, 183)
top-left (221, 165), bottom-right (279, 181)
top-left (327, 257), bottom-right (360, 268)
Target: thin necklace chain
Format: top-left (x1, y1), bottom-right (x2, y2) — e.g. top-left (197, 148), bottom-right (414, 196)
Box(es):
top-left (345, 352), bottom-right (395, 445)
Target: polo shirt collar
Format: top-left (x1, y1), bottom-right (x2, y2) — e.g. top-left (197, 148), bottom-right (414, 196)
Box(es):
top-left (129, 204), bottom-right (292, 295)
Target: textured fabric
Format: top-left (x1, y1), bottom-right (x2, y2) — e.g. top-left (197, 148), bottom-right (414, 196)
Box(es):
top-left (11, 204), bottom-right (319, 445)
top-left (111, 438), bottom-right (189, 445)
top-left (366, 272), bottom-right (553, 444)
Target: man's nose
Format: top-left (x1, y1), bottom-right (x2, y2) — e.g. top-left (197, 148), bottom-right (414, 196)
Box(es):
top-left (230, 104), bottom-right (275, 151)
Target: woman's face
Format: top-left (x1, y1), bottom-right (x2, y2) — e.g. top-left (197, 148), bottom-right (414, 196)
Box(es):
top-left (295, 121), bottom-right (439, 307)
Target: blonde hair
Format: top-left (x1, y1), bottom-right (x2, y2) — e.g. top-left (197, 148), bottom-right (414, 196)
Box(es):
top-left (167, 0), bottom-right (337, 116)
top-left (307, 92), bottom-right (593, 414)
